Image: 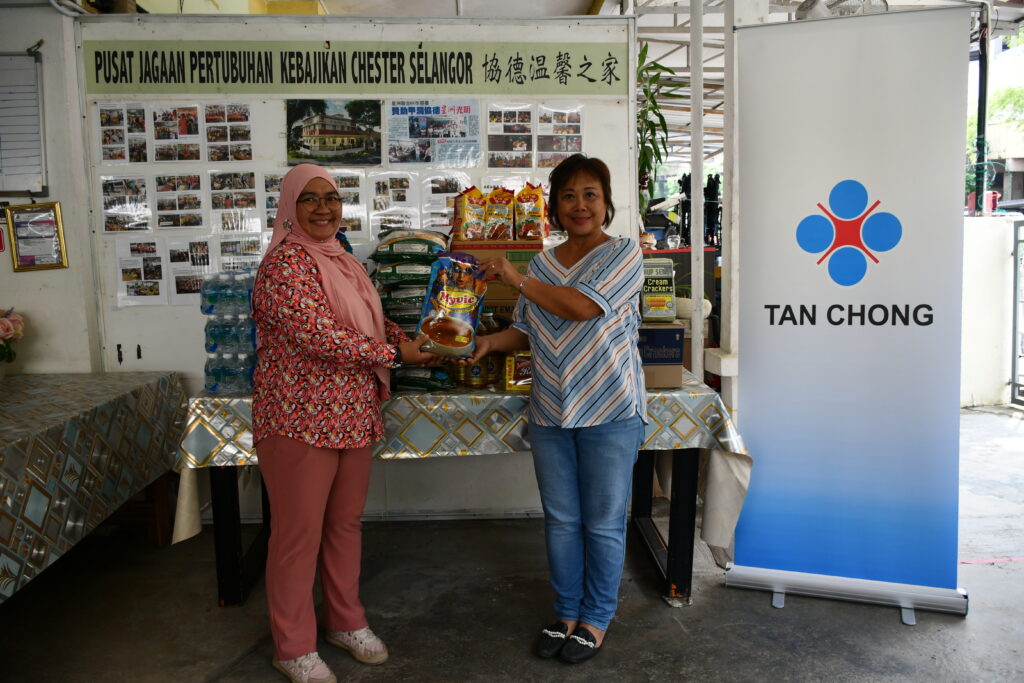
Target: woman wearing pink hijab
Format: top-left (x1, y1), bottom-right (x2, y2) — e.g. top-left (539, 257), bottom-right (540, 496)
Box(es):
top-left (252, 164), bottom-right (433, 683)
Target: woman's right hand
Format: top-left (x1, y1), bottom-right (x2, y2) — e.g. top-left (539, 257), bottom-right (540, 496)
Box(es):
top-left (398, 335), bottom-right (446, 366)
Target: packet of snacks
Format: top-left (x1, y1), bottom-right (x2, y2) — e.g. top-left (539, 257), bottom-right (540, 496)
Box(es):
top-left (514, 183), bottom-right (548, 240)
top-left (452, 187), bottom-right (487, 240)
top-left (485, 187), bottom-right (515, 240)
top-left (417, 252), bottom-right (487, 359)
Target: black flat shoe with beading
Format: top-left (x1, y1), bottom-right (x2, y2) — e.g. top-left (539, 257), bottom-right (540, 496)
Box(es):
top-left (534, 621), bottom-right (569, 658)
top-left (559, 626), bottom-right (601, 664)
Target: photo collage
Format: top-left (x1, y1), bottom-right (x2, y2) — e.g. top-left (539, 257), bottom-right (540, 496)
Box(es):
top-left (96, 97), bottom-right (587, 306)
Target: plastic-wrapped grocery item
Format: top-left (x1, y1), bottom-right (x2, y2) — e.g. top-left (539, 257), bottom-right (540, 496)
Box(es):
top-left (515, 183), bottom-right (548, 239)
top-left (417, 252), bottom-right (487, 359)
top-left (485, 187), bottom-right (515, 240)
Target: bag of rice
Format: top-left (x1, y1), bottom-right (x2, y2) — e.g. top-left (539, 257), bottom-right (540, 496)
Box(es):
top-left (370, 230), bottom-right (446, 263)
top-left (392, 366), bottom-right (456, 392)
top-left (372, 261), bottom-right (434, 286)
top-left (417, 252), bottom-right (487, 359)
top-left (379, 285), bottom-right (431, 308)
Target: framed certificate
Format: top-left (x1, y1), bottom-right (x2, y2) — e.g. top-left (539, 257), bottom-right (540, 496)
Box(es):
top-left (4, 202), bottom-right (68, 271)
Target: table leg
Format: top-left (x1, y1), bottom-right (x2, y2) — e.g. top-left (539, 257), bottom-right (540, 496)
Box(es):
top-left (666, 448), bottom-right (699, 602)
top-left (631, 448), bottom-right (699, 604)
top-left (209, 466), bottom-right (244, 606)
top-left (209, 467), bottom-right (271, 607)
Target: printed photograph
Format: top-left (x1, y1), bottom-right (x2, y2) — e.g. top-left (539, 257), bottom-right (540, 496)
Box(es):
top-left (208, 145), bottom-right (229, 162)
top-left (230, 144), bottom-right (252, 161)
top-left (488, 152), bottom-right (533, 168)
top-left (99, 108), bottom-right (124, 127)
top-left (129, 241), bottom-right (158, 256)
top-left (287, 99), bottom-right (382, 166)
top-left (127, 281), bottom-right (161, 296)
top-left (175, 274), bottom-right (203, 295)
top-left (142, 256), bottom-right (163, 280)
top-left (430, 176), bottom-right (463, 194)
top-left (205, 104), bottom-right (225, 123)
top-left (128, 138), bottom-right (148, 163)
top-left (127, 108), bottom-right (146, 133)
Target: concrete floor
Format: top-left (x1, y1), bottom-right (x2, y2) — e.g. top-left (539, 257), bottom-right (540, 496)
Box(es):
top-left (1, 407), bottom-right (1023, 682)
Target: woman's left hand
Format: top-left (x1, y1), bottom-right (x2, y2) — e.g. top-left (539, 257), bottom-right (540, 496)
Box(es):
top-left (478, 257), bottom-right (517, 286)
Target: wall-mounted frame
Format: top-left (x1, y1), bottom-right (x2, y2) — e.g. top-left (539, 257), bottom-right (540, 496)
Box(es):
top-left (4, 201), bottom-right (68, 271)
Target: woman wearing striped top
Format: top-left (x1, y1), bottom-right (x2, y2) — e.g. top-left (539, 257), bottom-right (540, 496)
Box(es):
top-left (473, 154), bottom-right (646, 664)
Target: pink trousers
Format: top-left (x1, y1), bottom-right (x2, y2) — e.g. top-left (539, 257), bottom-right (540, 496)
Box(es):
top-left (257, 434), bottom-right (373, 660)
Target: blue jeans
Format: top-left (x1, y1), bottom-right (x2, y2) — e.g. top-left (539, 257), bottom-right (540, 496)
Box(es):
top-left (528, 415), bottom-right (645, 631)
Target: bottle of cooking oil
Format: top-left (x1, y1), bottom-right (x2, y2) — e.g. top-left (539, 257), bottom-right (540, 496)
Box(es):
top-left (479, 310), bottom-right (502, 387)
top-left (464, 316), bottom-right (491, 389)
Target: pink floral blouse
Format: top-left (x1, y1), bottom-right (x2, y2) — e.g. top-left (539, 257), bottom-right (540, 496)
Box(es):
top-left (251, 243), bottom-right (407, 450)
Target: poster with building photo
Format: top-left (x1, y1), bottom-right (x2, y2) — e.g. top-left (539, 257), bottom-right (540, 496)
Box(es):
top-left (487, 104), bottom-right (534, 169)
top-left (101, 176), bottom-right (150, 233)
top-left (154, 174), bottom-right (204, 229)
top-left (152, 104), bottom-right (202, 162)
top-left (217, 233), bottom-right (266, 271)
top-left (205, 103), bottom-right (253, 162)
top-left (286, 99), bottom-right (382, 166)
top-left (210, 171), bottom-right (259, 233)
top-left (167, 236), bottom-right (214, 305)
top-left (421, 172), bottom-right (470, 233)
top-left (369, 171), bottom-right (419, 235)
top-left (537, 105), bottom-right (583, 168)
top-left (387, 100), bottom-right (481, 167)
top-left (116, 236), bottom-right (167, 306)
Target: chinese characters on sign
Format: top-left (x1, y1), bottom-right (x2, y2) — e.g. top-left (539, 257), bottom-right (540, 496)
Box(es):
top-left (84, 41), bottom-right (629, 97)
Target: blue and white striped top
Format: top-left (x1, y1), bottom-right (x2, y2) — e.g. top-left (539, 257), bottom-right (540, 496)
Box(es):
top-left (513, 236), bottom-right (647, 428)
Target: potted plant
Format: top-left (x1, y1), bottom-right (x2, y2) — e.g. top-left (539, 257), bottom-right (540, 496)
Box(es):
top-left (636, 42), bottom-right (680, 219)
top-left (674, 284), bottom-right (712, 320)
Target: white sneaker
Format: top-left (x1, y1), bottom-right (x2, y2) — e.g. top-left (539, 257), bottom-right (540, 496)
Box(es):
top-left (326, 626), bottom-right (389, 665)
top-left (272, 652), bottom-right (337, 683)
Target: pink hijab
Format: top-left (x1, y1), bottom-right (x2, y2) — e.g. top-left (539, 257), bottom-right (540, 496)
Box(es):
top-left (263, 164), bottom-right (391, 400)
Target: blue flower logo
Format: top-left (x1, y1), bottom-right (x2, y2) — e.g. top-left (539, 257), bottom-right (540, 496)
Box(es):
top-left (796, 180), bottom-right (902, 286)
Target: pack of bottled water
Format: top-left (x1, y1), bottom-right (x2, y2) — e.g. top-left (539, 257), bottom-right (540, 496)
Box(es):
top-left (199, 269), bottom-right (257, 396)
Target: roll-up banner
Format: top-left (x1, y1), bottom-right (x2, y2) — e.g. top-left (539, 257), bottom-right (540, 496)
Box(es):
top-left (730, 8), bottom-right (970, 615)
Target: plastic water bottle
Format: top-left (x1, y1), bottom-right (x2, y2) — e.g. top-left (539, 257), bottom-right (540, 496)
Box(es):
top-left (218, 353), bottom-right (241, 395)
top-left (203, 352), bottom-right (222, 393)
top-left (198, 274), bottom-right (219, 315)
top-left (241, 269), bottom-right (256, 308)
top-left (228, 272), bottom-right (251, 315)
top-left (234, 314), bottom-right (256, 354)
top-left (236, 352), bottom-right (254, 394)
top-left (208, 272), bottom-right (233, 315)
top-left (204, 315), bottom-right (231, 353)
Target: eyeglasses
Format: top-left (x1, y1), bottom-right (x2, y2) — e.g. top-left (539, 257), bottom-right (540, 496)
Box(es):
top-left (297, 195), bottom-right (342, 209)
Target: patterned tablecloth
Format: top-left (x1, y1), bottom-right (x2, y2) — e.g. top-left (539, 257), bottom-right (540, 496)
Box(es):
top-left (0, 372), bottom-right (186, 603)
top-left (177, 371), bottom-right (745, 466)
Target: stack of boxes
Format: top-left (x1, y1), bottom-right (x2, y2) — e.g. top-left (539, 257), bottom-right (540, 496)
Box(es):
top-left (639, 257), bottom-right (689, 389)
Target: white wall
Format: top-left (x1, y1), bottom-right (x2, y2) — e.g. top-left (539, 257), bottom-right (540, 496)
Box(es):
top-left (1, 8), bottom-right (101, 374)
top-left (960, 215), bottom-right (1017, 406)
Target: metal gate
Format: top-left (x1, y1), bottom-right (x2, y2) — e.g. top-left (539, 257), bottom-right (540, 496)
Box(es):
top-left (1013, 220), bottom-right (1024, 406)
